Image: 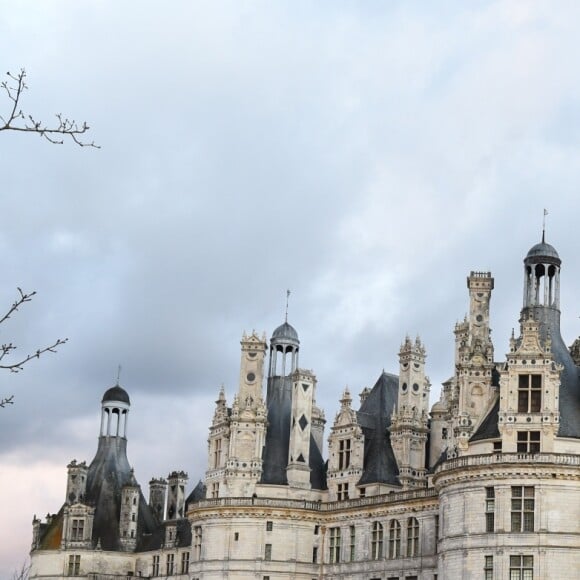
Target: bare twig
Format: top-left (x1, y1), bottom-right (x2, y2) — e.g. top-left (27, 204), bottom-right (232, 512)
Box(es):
top-left (0, 395), bottom-right (14, 408)
top-left (0, 69), bottom-right (99, 148)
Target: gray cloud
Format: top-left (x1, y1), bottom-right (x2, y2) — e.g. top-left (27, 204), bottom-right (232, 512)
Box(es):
top-left (1, 1), bottom-right (580, 576)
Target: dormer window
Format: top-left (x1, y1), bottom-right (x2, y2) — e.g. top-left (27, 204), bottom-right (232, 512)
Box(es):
top-left (71, 519), bottom-right (84, 541)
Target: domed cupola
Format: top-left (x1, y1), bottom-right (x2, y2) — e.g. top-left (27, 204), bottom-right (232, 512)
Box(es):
top-left (272, 321), bottom-right (300, 344)
top-left (268, 321), bottom-right (300, 377)
top-left (523, 234), bottom-right (561, 311)
top-left (100, 383), bottom-right (130, 439)
top-left (102, 384), bottom-right (131, 405)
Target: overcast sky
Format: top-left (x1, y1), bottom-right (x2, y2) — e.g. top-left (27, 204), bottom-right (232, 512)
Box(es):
top-left (2, 1), bottom-right (580, 575)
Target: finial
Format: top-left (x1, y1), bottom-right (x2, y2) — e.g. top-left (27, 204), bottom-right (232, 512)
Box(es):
top-left (542, 208), bottom-right (548, 243)
top-left (285, 289), bottom-right (291, 322)
top-left (116, 364), bottom-right (122, 385)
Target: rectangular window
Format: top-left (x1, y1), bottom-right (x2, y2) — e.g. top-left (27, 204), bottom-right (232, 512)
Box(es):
top-left (338, 438), bottom-right (351, 469)
top-left (517, 431), bottom-right (540, 453)
top-left (181, 551), bottom-right (190, 574)
top-left (71, 518), bottom-right (84, 541)
top-left (434, 515), bottom-right (439, 554)
top-left (406, 517), bottom-right (419, 557)
top-left (266, 520), bottom-right (273, 531)
top-left (371, 522), bottom-right (383, 560)
top-left (211, 482), bottom-right (219, 498)
top-left (337, 482), bottom-right (349, 501)
top-left (484, 555), bottom-right (493, 580)
top-left (194, 526), bottom-right (202, 560)
top-left (329, 527), bottom-right (341, 563)
top-left (349, 525), bottom-right (356, 562)
top-left (67, 555), bottom-right (80, 576)
top-left (152, 555), bottom-right (160, 576)
top-left (518, 374), bottom-right (542, 413)
top-left (312, 546), bottom-right (318, 563)
top-left (510, 555), bottom-right (533, 580)
top-left (485, 487), bottom-right (495, 532)
top-left (234, 532), bottom-right (239, 541)
top-left (264, 543), bottom-right (272, 561)
top-left (314, 524), bottom-right (320, 535)
top-left (359, 487), bottom-right (366, 498)
top-left (166, 553), bottom-right (174, 576)
top-left (493, 441), bottom-right (502, 453)
top-left (511, 486), bottom-right (535, 532)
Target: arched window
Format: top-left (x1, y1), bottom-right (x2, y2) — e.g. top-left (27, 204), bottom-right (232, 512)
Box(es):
top-left (388, 520), bottom-right (401, 559)
top-left (370, 521), bottom-right (383, 560)
top-left (407, 517), bottom-right (419, 557)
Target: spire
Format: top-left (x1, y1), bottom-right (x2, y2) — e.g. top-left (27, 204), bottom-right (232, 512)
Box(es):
top-left (542, 208), bottom-right (548, 243)
top-left (285, 289), bottom-right (291, 323)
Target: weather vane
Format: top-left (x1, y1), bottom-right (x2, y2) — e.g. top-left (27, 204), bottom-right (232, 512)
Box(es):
top-left (285, 289), bottom-right (291, 323)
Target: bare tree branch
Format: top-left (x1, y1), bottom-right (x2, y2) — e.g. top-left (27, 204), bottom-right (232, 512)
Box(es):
top-left (0, 69), bottom-right (99, 148)
top-left (11, 559), bottom-right (30, 580)
top-left (0, 394), bottom-right (14, 408)
top-left (1, 288), bottom-right (68, 407)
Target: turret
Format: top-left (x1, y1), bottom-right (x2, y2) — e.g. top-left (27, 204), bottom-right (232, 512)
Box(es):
top-left (166, 471), bottom-right (188, 520)
top-left (148, 478), bottom-right (167, 522)
top-left (390, 336), bottom-right (430, 488)
top-left (65, 460), bottom-right (88, 504)
top-left (119, 470), bottom-right (140, 551)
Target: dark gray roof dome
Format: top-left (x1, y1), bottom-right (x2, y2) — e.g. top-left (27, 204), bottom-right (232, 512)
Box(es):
top-left (526, 241), bottom-right (560, 261)
top-left (271, 321), bottom-right (299, 343)
top-left (102, 384), bottom-right (130, 405)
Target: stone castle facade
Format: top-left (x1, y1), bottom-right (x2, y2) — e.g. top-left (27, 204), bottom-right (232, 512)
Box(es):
top-left (30, 237), bottom-right (580, 579)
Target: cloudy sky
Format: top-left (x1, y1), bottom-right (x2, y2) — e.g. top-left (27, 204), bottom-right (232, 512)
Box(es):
top-left (2, 0), bottom-right (580, 575)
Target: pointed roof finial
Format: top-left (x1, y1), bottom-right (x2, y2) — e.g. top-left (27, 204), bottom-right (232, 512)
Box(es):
top-left (285, 289), bottom-right (291, 323)
top-left (542, 208), bottom-right (548, 243)
top-left (116, 364), bottom-right (122, 386)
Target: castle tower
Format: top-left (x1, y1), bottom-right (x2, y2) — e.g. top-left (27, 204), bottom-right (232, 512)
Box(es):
top-left (166, 471), bottom-right (188, 520)
top-left (148, 478), bottom-right (167, 522)
top-left (286, 369), bottom-right (316, 489)
top-left (77, 383), bottom-right (136, 551)
top-left (496, 236), bottom-right (579, 450)
top-left (261, 321), bottom-right (300, 485)
top-left (390, 336), bottom-right (430, 488)
top-left (119, 471), bottom-right (140, 551)
top-left (224, 331), bottom-right (268, 496)
top-left (452, 272), bottom-right (496, 452)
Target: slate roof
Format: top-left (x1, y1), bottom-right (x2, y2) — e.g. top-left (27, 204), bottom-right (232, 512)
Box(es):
top-left (470, 397), bottom-right (500, 442)
top-left (357, 372), bottom-right (400, 487)
top-left (84, 437), bottom-right (158, 551)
